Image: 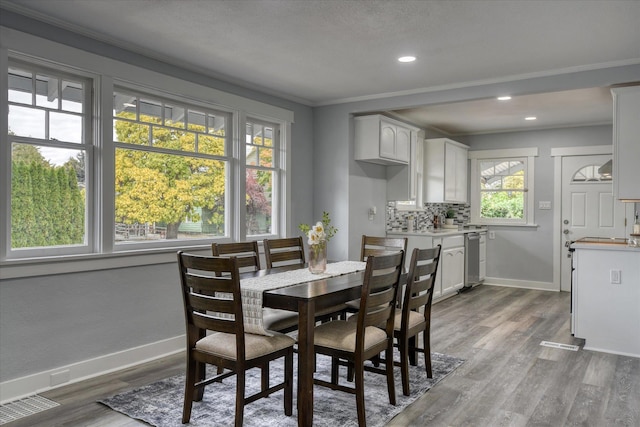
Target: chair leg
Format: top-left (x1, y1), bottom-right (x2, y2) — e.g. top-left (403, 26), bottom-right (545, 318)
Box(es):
top-left (424, 330), bottom-right (433, 378)
top-left (261, 362), bottom-right (270, 392)
top-left (194, 361), bottom-right (205, 401)
top-left (235, 370), bottom-right (245, 427)
top-left (330, 356), bottom-right (340, 384)
top-left (354, 361), bottom-right (367, 427)
top-left (385, 343), bottom-right (397, 405)
top-left (398, 335), bottom-right (411, 396)
top-left (284, 349), bottom-right (293, 416)
top-left (182, 354), bottom-right (196, 423)
top-left (408, 336), bottom-right (418, 366)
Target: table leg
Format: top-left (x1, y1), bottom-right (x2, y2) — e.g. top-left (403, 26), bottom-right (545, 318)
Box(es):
top-left (297, 299), bottom-right (315, 426)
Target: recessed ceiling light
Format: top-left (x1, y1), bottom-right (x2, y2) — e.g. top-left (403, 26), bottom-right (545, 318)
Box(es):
top-left (525, 116), bottom-right (537, 121)
top-left (497, 96), bottom-right (511, 101)
top-left (398, 56), bottom-right (416, 63)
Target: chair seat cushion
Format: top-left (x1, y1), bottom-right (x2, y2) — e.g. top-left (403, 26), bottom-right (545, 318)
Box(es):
top-left (393, 310), bottom-right (426, 332)
top-left (314, 320), bottom-right (386, 353)
top-left (263, 308), bottom-right (299, 332)
top-left (345, 298), bottom-right (360, 311)
top-left (195, 331), bottom-right (295, 361)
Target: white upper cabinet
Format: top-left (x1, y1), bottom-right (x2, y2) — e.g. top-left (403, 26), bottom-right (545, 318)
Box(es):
top-left (386, 133), bottom-right (424, 203)
top-left (355, 115), bottom-right (419, 165)
top-left (424, 138), bottom-right (469, 204)
top-left (611, 86), bottom-right (640, 201)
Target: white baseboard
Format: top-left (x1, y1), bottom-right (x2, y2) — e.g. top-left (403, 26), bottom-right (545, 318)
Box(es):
top-left (583, 345), bottom-right (640, 359)
top-left (0, 335), bottom-right (185, 404)
top-left (483, 277), bottom-right (559, 292)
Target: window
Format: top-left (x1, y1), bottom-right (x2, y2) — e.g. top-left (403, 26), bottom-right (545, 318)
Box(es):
top-left (113, 89), bottom-right (230, 245)
top-left (245, 120), bottom-right (278, 236)
top-left (2, 52), bottom-right (291, 273)
top-left (469, 148), bottom-right (537, 226)
top-left (6, 62), bottom-right (92, 257)
top-left (572, 164), bottom-right (612, 182)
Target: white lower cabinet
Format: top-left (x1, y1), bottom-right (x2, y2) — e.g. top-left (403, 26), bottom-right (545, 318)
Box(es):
top-left (387, 233), bottom-right (465, 301)
top-left (433, 235), bottom-right (465, 299)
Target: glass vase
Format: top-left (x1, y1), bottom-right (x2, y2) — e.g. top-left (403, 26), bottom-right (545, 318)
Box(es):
top-left (308, 240), bottom-right (327, 274)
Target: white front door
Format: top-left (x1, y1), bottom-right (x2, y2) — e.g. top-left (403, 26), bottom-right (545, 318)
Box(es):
top-left (560, 154), bottom-right (628, 291)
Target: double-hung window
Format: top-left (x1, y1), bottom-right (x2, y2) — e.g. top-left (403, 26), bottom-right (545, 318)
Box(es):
top-left (469, 148), bottom-right (537, 226)
top-left (245, 119), bottom-right (279, 237)
top-left (6, 61), bottom-right (93, 258)
top-left (113, 88), bottom-right (231, 246)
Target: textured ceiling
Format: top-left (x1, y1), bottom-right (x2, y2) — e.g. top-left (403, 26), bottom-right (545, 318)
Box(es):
top-left (4, 0), bottom-right (640, 133)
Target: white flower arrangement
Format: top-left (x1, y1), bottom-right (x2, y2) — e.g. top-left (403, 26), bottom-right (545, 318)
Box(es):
top-left (299, 211), bottom-right (337, 246)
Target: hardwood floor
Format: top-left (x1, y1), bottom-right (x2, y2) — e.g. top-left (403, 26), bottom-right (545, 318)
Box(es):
top-left (5, 285), bottom-right (639, 426)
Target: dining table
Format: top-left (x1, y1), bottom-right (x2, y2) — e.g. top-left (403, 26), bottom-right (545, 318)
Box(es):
top-left (239, 262), bottom-right (368, 427)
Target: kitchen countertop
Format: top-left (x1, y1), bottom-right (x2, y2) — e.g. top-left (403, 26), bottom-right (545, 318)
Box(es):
top-left (571, 241), bottom-right (640, 252)
top-left (387, 227), bottom-right (487, 237)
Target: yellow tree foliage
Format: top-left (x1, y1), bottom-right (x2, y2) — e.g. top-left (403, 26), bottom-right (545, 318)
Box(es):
top-left (114, 115), bottom-right (225, 238)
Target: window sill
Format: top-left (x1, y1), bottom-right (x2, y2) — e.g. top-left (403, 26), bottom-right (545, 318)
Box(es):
top-left (481, 223), bottom-right (539, 229)
top-left (0, 245), bottom-right (215, 280)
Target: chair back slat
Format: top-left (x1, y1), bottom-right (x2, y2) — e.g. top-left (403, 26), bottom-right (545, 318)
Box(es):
top-left (191, 312), bottom-right (238, 334)
top-left (263, 237), bottom-right (305, 268)
top-left (185, 274), bottom-right (235, 294)
top-left (187, 293), bottom-right (235, 313)
top-left (212, 241), bottom-right (261, 272)
top-left (361, 235), bottom-right (407, 263)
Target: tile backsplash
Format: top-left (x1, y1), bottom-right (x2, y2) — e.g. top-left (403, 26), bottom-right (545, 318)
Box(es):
top-left (386, 202), bottom-right (470, 231)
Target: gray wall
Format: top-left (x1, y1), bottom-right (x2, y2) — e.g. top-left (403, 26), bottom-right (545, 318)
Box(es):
top-left (460, 125), bottom-right (612, 282)
top-left (0, 13), bottom-right (315, 384)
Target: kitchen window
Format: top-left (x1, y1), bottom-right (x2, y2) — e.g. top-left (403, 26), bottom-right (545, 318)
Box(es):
top-left (469, 148), bottom-right (538, 226)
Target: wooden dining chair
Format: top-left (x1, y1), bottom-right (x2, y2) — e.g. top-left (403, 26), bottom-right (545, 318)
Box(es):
top-left (212, 241), bottom-right (299, 333)
top-left (345, 235), bottom-right (408, 314)
top-left (212, 241), bottom-right (261, 272)
top-left (177, 251), bottom-right (295, 426)
top-left (361, 235), bottom-right (408, 262)
top-left (263, 237), bottom-right (305, 268)
top-left (392, 245), bottom-right (441, 395)
top-left (312, 251), bottom-right (404, 427)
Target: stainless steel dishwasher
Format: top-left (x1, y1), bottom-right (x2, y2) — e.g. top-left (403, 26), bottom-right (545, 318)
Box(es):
top-left (462, 232), bottom-right (481, 291)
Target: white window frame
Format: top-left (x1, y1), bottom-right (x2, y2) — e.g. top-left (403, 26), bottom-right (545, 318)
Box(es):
top-left (469, 148), bottom-right (538, 226)
top-left (0, 27), bottom-right (293, 278)
top-left (2, 57), bottom-right (97, 260)
top-left (110, 84), bottom-right (234, 251)
top-left (244, 117), bottom-right (281, 239)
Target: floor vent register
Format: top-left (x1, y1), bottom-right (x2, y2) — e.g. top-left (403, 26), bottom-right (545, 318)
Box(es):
top-left (0, 395), bottom-right (60, 424)
top-left (540, 341), bottom-right (580, 351)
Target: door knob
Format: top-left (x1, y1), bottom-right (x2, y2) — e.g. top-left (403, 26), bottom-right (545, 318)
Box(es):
top-left (563, 229), bottom-right (570, 234)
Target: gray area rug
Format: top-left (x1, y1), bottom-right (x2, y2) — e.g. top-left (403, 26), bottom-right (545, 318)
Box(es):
top-left (100, 351), bottom-right (464, 427)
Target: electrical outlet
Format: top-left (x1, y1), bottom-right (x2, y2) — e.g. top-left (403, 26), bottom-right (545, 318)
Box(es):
top-left (488, 231), bottom-right (496, 240)
top-left (610, 269), bottom-right (621, 284)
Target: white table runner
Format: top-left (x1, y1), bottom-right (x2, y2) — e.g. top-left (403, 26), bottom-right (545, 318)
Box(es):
top-left (241, 261), bottom-right (367, 336)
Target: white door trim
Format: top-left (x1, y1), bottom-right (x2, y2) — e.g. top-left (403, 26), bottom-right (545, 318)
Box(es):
top-left (550, 145), bottom-right (612, 291)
